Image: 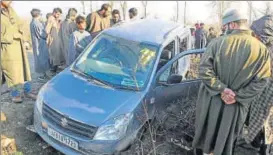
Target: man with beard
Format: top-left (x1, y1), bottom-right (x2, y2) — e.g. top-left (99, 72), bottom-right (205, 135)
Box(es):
top-left (192, 9), bottom-right (271, 155)
top-left (233, 14), bottom-right (273, 155)
top-left (60, 8), bottom-right (78, 66)
top-left (48, 8), bottom-right (63, 73)
top-left (110, 9), bottom-right (122, 26)
top-left (207, 27), bottom-right (217, 46)
top-left (1, 1), bottom-right (36, 103)
top-left (87, 3), bottom-right (111, 38)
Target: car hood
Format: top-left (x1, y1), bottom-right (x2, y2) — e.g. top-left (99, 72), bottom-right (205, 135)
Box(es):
top-left (42, 69), bottom-right (146, 127)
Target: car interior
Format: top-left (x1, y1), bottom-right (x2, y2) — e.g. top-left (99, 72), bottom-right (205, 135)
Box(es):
top-left (157, 41), bottom-right (175, 72)
top-left (179, 37), bottom-right (188, 53)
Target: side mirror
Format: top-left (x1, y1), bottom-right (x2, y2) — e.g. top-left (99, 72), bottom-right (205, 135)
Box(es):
top-left (167, 74), bottom-right (182, 84)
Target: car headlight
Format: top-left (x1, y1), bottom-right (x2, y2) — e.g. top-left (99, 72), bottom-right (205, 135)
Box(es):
top-left (35, 84), bottom-right (47, 113)
top-left (93, 113), bottom-right (133, 140)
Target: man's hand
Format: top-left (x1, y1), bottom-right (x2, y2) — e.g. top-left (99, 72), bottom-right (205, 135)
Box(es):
top-left (221, 88), bottom-right (236, 104)
top-left (221, 94), bottom-right (236, 104)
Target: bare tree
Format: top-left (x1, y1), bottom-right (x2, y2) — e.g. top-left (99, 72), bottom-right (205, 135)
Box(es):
top-left (264, 1), bottom-right (272, 15)
top-left (89, 1), bottom-right (93, 13)
top-left (252, 1), bottom-right (273, 19)
top-left (176, 1), bottom-right (179, 22)
top-left (246, 1), bottom-right (259, 24)
top-left (209, 1), bottom-right (232, 27)
top-left (81, 1), bottom-right (86, 15)
top-left (142, 1), bottom-right (148, 18)
top-left (259, 1), bottom-right (273, 15)
top-left (184, 1), bottom-right (187, 26)
top-left (247, 1), bottom-right (253, 24)
top-left (120, 1), bottom-right (128, 20)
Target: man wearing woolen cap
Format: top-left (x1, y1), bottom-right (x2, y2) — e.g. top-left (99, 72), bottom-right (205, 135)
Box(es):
top-left (192, 9), bottom-right (271, 155)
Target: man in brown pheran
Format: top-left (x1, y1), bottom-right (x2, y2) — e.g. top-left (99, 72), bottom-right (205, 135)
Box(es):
top-left (86, 3), bottom-right (111, 38)
top-left (192, 9), bottom-right (272, 155)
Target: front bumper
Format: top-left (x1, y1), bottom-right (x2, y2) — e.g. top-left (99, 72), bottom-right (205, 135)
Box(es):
top-left (34, 107), bottom-right (138, 155)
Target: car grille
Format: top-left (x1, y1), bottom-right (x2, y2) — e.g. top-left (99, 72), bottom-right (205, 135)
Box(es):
top-left (42, 103), bottom-right (97, 139)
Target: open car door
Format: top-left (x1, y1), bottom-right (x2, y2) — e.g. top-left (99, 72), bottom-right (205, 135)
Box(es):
top-left (153, 48), bottom-right (205, 105)
top-left (151, 48), bottom-right (205, 153)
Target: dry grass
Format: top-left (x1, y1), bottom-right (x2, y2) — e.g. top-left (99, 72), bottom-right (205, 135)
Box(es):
top-left (186, 55), bottom-right (201, 80)
top-left (122, 97), bottom-right (197, 155)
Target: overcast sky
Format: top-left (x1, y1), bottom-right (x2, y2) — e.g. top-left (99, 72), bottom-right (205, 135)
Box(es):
top-left (12, 1), bottom-right (273, 24)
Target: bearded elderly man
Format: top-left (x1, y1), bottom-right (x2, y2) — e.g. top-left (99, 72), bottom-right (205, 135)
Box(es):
top-left (192, 9), bottom-right (272, 155)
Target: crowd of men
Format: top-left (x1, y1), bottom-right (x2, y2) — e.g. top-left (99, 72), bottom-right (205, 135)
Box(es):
top-left (1, 2), bottom-right (139, 103)
top-left (190, 22), bottom-right (220, 49)
top-left (1, 1), bottom-right (273, 155)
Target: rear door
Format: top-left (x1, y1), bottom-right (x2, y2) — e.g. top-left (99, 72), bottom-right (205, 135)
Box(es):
top-left (177, 29), bottom-right (192, 53)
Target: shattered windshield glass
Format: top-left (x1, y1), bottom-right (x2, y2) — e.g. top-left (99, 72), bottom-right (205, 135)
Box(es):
top-left (73, 34), bottom-right (159, 90)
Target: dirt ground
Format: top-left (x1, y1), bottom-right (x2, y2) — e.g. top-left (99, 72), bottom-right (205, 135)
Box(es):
top-left (1, 52), bottom-right (193, 155)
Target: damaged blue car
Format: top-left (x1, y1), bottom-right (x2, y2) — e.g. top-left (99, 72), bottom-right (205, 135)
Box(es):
top-left (34, 18), bottom-right (204, 155)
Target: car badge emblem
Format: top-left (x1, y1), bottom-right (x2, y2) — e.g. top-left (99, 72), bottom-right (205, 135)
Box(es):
top-left (61, 117), bottom-right (68, 127)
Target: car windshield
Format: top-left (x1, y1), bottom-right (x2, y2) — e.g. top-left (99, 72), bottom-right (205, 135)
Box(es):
top-left (72, 34), bottom-right (159, 91)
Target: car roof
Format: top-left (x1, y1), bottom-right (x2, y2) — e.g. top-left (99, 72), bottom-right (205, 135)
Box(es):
top-left (103, 18), bottom-right (185, 46)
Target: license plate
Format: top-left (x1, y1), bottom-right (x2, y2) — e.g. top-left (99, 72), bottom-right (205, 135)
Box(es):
top-left (48, 127), bottom-right (79, 151)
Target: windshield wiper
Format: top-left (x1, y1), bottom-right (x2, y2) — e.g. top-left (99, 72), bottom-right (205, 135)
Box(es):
top-left (70, 68), bottom-right (89, 78)
top-left (70, 68), bottom-right (140, 91)
top-left (112, 84), bottom-right (139, 91)
top-left (88, 75), bottom-right (114, 88)
top-left (70, 68), bottom-right (113, 88)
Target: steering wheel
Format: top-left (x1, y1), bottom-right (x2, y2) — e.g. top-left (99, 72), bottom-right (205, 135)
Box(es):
top-left (100, 55), bottom-right (123, 67)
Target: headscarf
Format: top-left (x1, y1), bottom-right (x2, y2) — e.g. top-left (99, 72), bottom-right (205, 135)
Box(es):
top-left (245, 15), bottom-right (273, 144)
top-left (251, 15), bottom-right (273, 47)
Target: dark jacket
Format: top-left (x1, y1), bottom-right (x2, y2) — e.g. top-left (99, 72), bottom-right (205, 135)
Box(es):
top-left (195, 28), bottom-right (208, 49)
top-left (207, 33), bottom-right (217, 46)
